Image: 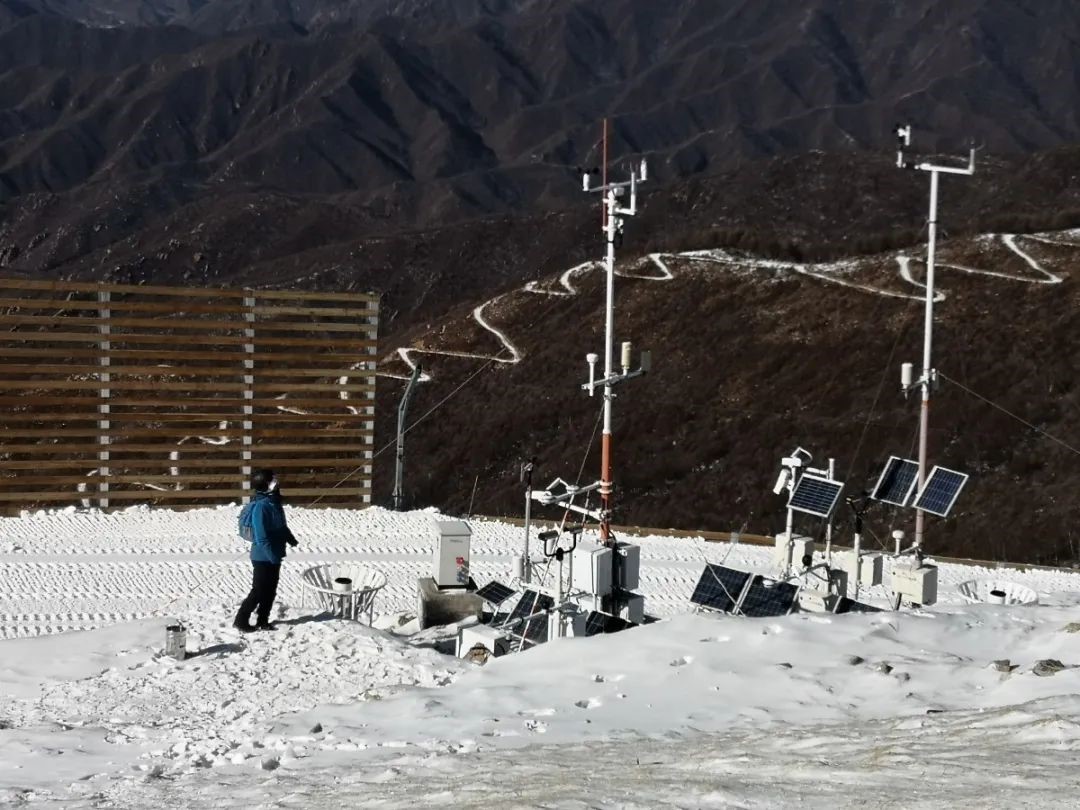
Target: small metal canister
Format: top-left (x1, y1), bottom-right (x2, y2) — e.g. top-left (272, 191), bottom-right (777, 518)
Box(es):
top-left (165, 622), bottom-right (187, 661)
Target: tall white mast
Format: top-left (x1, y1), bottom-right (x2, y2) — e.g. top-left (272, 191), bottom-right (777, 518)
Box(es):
top-left (895, 125), bottom-right (975, 549)
top-left (582, 155), bottom-right (648, 545)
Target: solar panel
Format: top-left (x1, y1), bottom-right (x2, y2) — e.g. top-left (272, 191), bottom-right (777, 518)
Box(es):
top-left (913, 466), bottom-right (968, 517)
top-left (834, 597), bottom-right (882, 614)
top-left (690, 564), bottom-right (750, 613)
top-left (475, 580), bottom-right (516, 606)
top-left (871, 456), bottom-right (919, 507)
top-left (583, 610), bottom-right (608, 637)
top-left (506, 590), bottom-right (539, 626)
top-left (739, 576), bottom-right (799, 618)
top-left (581, 611), bottom-right (633, 636)
top-left (787, 474), bottom-right (844, 518)
top-left (517, 593), bottom-right (554, 645)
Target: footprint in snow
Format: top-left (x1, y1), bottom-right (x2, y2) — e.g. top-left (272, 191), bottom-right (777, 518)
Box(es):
top-left (699, 636), bottom-right (731, 643)
top-left (670, 656), bottom-right (693, 667)
top-left (574, 697), bottom-right (602, 710)
top-left (524, 719), bottom-right (547, 733)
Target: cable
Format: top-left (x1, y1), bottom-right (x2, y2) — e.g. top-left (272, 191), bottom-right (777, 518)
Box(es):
top-left (575, 402), bottom-right (606, 487)
top-left (308, 354), bottom-right (501, 505)
top-left (939, 371), bottom-right (1080, 458)
top-left (846, 300), bottom-right (916, 481)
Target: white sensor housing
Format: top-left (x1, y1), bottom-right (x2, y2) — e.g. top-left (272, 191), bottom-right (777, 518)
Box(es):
top-left (901, 362), bottom-right (914, 388)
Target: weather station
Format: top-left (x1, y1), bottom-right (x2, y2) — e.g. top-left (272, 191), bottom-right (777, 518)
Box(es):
top-left (457, 138), bottom-right (654, 662)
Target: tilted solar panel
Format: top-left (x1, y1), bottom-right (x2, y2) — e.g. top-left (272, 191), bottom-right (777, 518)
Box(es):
top-left (475, 580), bottom-right (516, 606)
top-left (739, 576), bottom-right (799, 618)
top-left (871, 456), bottom-right (919, 507)
top-left (913, 466), bottom-right (968, 517)
top-left (690, 564), bottom-right (750, 613)
top-left (788, 474), bottom-right (844, 518)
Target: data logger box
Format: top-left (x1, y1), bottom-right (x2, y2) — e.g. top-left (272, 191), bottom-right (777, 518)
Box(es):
top-left (797, 589), bottom-right (837, 613)
top-left (457, 623), bottom-right (510, 659)
top-left (774, 533), bottom-right (814, 570)
top-left (841, 551), bottom-right (883, 587)
top-left (617, 592), bottom-right (645, 624)
top-left (891, 562), bottom-right (938, 605)
top-left (613, 542), bottom-right (641, 590)
top-left (432, 519), bottom-right (471, 588)
top-left (572, 543), bottom-right (613, 597)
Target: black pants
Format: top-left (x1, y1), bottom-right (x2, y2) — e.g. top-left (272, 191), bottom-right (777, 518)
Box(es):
top-left (236, 562), bottom-right (281, 626)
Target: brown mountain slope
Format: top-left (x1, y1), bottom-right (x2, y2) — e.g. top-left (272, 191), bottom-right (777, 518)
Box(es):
top-left (373, 232), bottom-right (1080, 567)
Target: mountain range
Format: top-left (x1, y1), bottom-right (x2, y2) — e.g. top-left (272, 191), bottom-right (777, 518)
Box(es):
top-left (2, 0), bottom-right (1080, 563)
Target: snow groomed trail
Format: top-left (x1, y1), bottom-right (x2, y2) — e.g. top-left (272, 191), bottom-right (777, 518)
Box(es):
top-left (379, 230), bottom-right (1076, 383)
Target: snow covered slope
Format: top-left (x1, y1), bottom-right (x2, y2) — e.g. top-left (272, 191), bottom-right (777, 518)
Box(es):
top-left (2, 506), bottom-right (1080, 806)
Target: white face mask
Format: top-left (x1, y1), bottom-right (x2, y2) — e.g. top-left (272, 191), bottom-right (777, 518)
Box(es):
top-left (268, 480), bottom-right (278, 492)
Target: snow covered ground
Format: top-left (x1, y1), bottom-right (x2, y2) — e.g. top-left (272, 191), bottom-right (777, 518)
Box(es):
top-left (2, 506), bottom-right (1080, 807)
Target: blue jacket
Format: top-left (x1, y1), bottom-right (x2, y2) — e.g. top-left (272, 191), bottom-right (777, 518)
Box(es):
top-left (249, 490), bottom-right (296, 564)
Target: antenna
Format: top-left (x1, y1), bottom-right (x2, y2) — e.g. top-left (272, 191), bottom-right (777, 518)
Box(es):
top-left (894, 124), bottom-right (975, 550)
top-left (580, 149), bottom-right (651, 547)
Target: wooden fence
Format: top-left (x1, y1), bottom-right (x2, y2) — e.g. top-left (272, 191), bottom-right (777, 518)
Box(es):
top-left (0, 278), bottom-right (378, 512)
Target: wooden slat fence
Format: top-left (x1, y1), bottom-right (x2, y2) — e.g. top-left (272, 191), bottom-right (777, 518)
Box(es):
top-left (0, 278), bottom-right (378, 512)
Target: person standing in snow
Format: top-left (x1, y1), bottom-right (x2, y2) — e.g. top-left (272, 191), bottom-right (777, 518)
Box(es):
top-left (234, 469), bottom-right (298, 632)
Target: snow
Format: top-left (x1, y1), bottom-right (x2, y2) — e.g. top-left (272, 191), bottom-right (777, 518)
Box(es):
top-left (2, 506), bottom-right (1080, 806)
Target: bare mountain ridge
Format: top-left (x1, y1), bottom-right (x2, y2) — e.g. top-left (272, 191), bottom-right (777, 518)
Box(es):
top-left (2, 0), bottom-right (1079, 213)
top-left (7, 0), bottom-right (538, 32)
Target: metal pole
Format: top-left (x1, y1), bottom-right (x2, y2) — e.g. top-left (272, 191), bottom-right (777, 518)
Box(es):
top-left (783, 503), bottom-right (795, 578)
top-left (555, 554), bottom-right (565, 639)
top-left (522, 462), bottom-right (533, 584)
top-left (824, 457), bottom-right (835, 565)
top-left (853, 525), bottom-right (862, 601)
top-left (896, 126), bottom-right (974, 550)
top-left (599, 191), bottom-right (617, 545)
top-left (914, 170), bottom-right (939, 549)
top-left (392, 363), bottom-right (422, 511)
top-left (601, 118), bottom-right (608, 229)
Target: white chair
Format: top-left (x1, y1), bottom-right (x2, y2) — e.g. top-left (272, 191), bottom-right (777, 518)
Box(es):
top-left (300, 564), bottom-right (387, 624)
